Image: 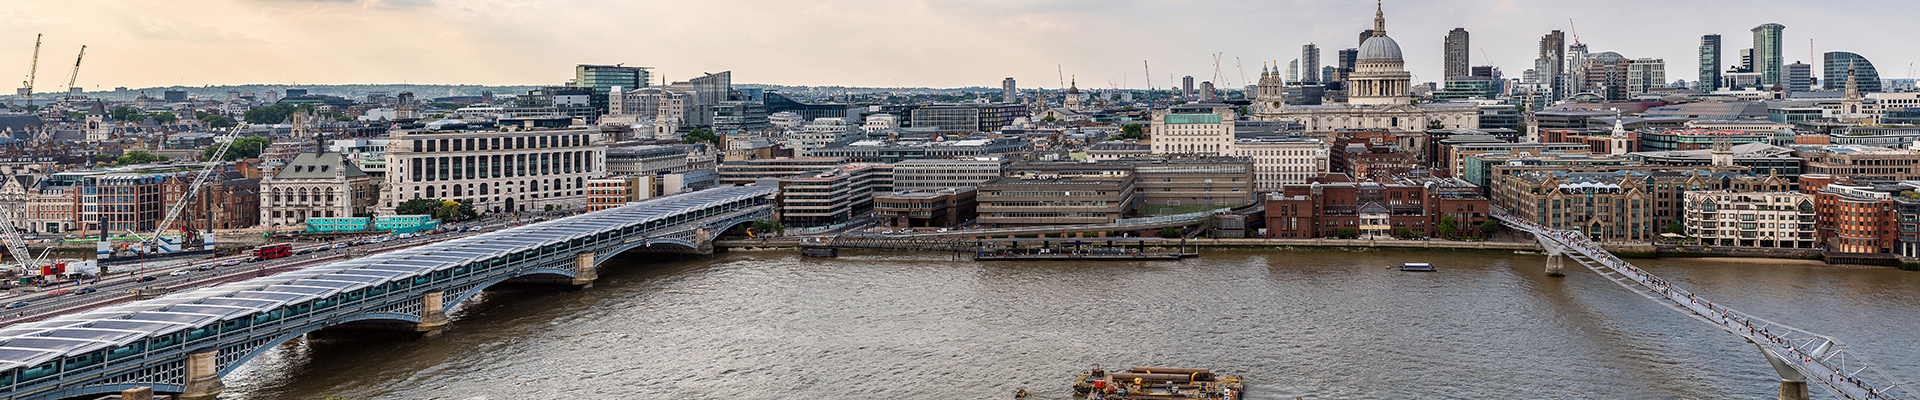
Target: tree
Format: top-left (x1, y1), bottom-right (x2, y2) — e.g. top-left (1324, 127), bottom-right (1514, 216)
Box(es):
top-left (1394, 227), bottom-right (1417, 239)
top-left (1335, 228), bottom-right (1359, 238)
top-left (1159, 227), bottom-right (1181, 238)
top-left (1479, 220), bottom-right (1500, 237)
top-left (1665, 221), bottom-right (1685, 235)
top-left (113, 150), bottom-right (168, 166)
top-left (1437, 215), bottom-right (1459, 238)
top-left (110, 106), bottom-right (140, 121)
top-left (1428, 120), bottom-right (1445, 130)
top-left (1041, 115), bottom-right (1058, 122)
top-left (242, 103), bottom-right (313, 125)
top-left (200, 113), bottom-right (235, 128)
top-left (395, 198), bottom-right (440, 216)
top-left (205, 136), bottom-right (269, 160)
top-left (150, 112), bottom-right (179, 124)
top-left (62, 111), bottom-right (84, 120)
top-left (1117, 123), bottom-right (1146, 140)
top-left (683, 128), bottom-right (719, 145)
top-left (751, 220), bottom-right (785, 236)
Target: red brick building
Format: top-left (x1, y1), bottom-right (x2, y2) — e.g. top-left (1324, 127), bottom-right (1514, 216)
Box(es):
top-left (1262, 177), bottom-right (1490, 238)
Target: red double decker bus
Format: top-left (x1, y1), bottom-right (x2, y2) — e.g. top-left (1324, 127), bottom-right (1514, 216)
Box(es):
top-left (253, 243), bottom-right (293, 259)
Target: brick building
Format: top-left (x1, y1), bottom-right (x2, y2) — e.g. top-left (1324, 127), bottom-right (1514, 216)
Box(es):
top-left (1262, 177), bottom-right (1489, 238)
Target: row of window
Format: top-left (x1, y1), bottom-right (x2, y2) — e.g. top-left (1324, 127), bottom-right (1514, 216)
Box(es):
top-left (406, 151), bottom-right (597, 183)
top-left (409, 134), bottom-right (592, 153)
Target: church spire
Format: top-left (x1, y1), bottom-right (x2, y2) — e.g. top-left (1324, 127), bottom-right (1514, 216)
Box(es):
top-left (1844, 68), bottom-right (1860, 100)
top-left (1373, 0), bottom-right (1386, 37)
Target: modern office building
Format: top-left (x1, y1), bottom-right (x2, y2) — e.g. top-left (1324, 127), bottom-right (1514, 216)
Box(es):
top-left (573, 64), bottom-right (650, 113)
top-left (1699, 34), bottom-right (1723, 93)
top-left (1582, 52), bottom-right (1630, 101)
top-left (1752, 23), bottom-right (1785, 86)
top-left (1444, 28), bottom-right (1470, 79)
top-left (976, 172), bottom-right (1139, 227)
top-left (711, 100), bottom-right (772, 135)
top-left (806, 137), bottom-right (1025, 163)
top-left (1626, 58), bottom-right (1667, 97)
top-left (908, 103), bottom-right (1027, 133)
top-left (778, 164), bottom-right (884, 228)
top-left (1301, 43), bottom-right (1321, 83)
top-left (1785, 62), bottom-right (1814, 92)
top-left (875, 187), bottom-right (978, 228)
top-left (1538, 30), bottom-right (1566, 100)
top-left (891, 159), bottom-right (1003, 190)
top-left (1823, 51), bottom-right (1882, 93)
top-left (1683, 191), bottom-right (1817, 249)
top-left (762, 92), bottom-right (853, 121)
top-left (665, 71), bottom-right (731, 128)
top-left (1182, 76), bottom-right (1195, 97)
top-left (717, 157), bottom-right (847, 186)
top-left (379, 128), bottom-right (609, 214)
top-left (1002, 78), bottom-right (1017, 103)
top-left (1792, 145), bottom-right (1920, 181)
top-left (1335, 48), bottom-right (1359, 87)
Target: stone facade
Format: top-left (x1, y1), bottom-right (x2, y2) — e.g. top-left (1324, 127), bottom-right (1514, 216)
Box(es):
top-left (260, 152), bottom-right (376, 227)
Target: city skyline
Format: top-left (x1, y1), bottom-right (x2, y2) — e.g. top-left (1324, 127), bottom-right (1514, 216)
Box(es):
top-left (1, 0), bottom-right (1915, 90)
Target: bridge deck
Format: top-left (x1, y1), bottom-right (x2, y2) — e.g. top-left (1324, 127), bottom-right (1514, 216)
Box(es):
top-left (1494, 210), bottom-right (1910, 400)
top-left (0, 186), bottom-right (775, 399)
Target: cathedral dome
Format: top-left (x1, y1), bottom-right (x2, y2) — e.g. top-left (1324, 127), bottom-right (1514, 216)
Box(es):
top-left (1357, 36), bottom-right (1403, 63)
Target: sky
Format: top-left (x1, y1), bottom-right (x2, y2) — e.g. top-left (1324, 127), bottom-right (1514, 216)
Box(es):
top-left (0, 0), bottom-right (1914, 91)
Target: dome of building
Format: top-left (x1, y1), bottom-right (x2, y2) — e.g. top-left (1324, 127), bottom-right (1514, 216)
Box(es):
top-left (1357, 36), bottom-right (1403, 63)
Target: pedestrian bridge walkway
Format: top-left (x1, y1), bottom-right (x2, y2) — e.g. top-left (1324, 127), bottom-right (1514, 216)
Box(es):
top-left (0, 186), bottom-right (775, 400)
top-left (1493, 209), bottom-right (1912, 400)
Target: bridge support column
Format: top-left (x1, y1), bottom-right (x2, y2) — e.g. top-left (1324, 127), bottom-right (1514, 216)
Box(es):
top-left (1545, 254), bottom-right (1566, 277)
top-left (1777, 380), bottom-right (1809, 400)
top-left (694, 228), bottom-right (714, 255)
top-left (178, 349), bottom-right (223, 400)
top-left (571, 252), bottom-right (599, 288)
top-left (417, 291), bottom-right (448, 337)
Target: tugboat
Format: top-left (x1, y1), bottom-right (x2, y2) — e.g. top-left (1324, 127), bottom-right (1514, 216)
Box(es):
top-left (1073, 364), bottom-right (1244, 399)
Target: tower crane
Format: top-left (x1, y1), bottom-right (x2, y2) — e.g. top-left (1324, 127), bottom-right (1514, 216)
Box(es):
top-left (1143, 60), bottom-right (1154, 91)
top-left (18, 34), bottom-right (41, 107)
top-left (62, 45), bottom-right (83, 99)
top-left (134, 123), bottom-right (247, 253)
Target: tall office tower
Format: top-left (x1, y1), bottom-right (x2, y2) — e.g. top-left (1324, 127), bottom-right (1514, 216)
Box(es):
top-left (1824, 51), bottom-right (1883, 93)
top-left (1285, 59), bottom-right (1299, 82)
top-left (1182, 76), bottom-right (1196, 97)
top-left (1567, 43), bottom-right (1590, 94)
top-left (1626, 58), bottom-right (1667, 96)
top-left (1199, 81), bottom-right (1216, 100)
top-left (1537, 30), bottom-right (1566, 100)
top-left (1785, 62), bottom-right (1813, 92)
top-left (1752, 23), bottom-right (1785, 86)
top-left (1359, 30), bottom-right (1374, 46)
top-left (1699, 34), bottom-right (1723, 93)
top-left (1444, 28), bottom-right (1470, 79)
top-left (1322, 66), bottom-right (1338, 85)
top-left (1739, 48), bottom-right (1754, 72)
top-left (1336, 49), bottom-right (1359, 87)
top-left (1002, 78), bottom-right (1016, 103)
top-left (1301, 43), bottom-right (1321, 83)
top-left (575, 64), bottom-right (652, 113)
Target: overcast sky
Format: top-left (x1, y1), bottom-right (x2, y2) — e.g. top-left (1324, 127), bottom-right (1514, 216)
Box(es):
top-left (2, 0), bottom-right (1913, 90)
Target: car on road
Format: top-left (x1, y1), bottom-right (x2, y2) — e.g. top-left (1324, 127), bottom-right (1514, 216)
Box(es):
top-left (75, 288), bottom-right (96, 295)
top-left (138, 276), bottom-right (157, 282)
top-left (295, 249), bottom-right (313, 255)
top-left (44, 289), bottom-right (70, 296)
top-left (197, 265), bottom-right (216, 271)
top-left (333, 243), bottom-right (348, 249)
top-left (168, 270), bottom-right (191, 277)
top-left (62, 234), bottom-right (78, 239)
top-left (5, 302), bottom-right (28, 309)
top-left (221, 260), bottom-right (241, 266)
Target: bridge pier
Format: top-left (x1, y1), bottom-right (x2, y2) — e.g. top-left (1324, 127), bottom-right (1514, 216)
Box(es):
top-left (1777, 380), bottom-right (1809, 400)
top-left (417, 291), bottom-right (449, 337)
top-left (571, 253), bottom-right (599, 288)
top-left (1757, 342), bottom-right (1811, 400)
top-left (1545, 254), bottom-right (1566, 277)
top-left (178, 349), bottom-right (223, 400)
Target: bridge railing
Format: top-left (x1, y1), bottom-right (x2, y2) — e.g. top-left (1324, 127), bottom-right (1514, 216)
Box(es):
top-left (1492, 209), bottom-right (1914, 400)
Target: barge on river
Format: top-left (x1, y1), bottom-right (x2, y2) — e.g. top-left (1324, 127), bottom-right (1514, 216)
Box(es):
top-left (1072, 365), bottom-right (1243, 399)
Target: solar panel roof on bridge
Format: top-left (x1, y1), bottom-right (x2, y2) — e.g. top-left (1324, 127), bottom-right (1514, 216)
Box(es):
top-left (0, 186), bottom-right (771, 369)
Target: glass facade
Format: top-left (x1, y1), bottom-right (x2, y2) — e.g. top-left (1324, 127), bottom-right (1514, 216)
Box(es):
top-left (1823, 51), bottom-right (1882, 93)
top-left (1698, 34), bottom-right (1721, 93)
top-left (1751, 23), bottom-right (1785, 86)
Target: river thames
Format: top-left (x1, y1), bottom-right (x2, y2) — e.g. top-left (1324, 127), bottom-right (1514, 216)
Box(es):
top-left (214, 249), bottom-right (1920, 399)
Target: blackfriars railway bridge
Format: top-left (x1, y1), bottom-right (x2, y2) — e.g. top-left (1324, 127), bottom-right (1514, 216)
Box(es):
top-left (0, 186), bottom-right (775, 400)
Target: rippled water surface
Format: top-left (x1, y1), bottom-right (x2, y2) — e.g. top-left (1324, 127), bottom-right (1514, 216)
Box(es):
top-left (218, 250), bottom-right (1920, 399)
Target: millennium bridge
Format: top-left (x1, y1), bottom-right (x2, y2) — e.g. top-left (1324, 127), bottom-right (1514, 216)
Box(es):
top-left (1494, 209), bottom-right (1914, 400)
top-left (0, 186), bottom-right (775, 400)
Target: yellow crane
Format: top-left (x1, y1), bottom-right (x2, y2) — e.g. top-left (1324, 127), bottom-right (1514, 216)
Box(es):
top-left (62, 45), bottom-right (83, 99)
top-left (16, 33), bottom-right (41, 107)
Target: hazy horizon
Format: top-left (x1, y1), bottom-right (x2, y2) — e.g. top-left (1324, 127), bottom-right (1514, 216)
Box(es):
top-left (5, 0), bottom-right (1915, 91)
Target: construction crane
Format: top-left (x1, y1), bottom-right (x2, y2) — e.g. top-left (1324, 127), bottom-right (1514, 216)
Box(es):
top-left (0, 179), bottom-right (46, 275)
top-left (18, 33), bottom-right (41, 107)
top-left (1057, 65), bottom-right (1065, 90)
top-left (1236, 57), bottom-right (1247, 92)
top-left (1568, 19), bottom-right (1581, 44)
top-left (1143, 60), bottom-right (1153, 91)
top-left (62, 45), bottom-right (83, 99)
top-left (136, 123), bottom-right (247, 253)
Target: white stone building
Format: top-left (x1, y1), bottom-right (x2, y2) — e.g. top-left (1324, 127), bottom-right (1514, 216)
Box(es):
top-left (1249, 3), bottom-right (1478, 132)
top-left (380, 128), bottom-right (609, 214)
top-left (259, 152), bottom-right (378, 227)
top-left (1230, 137), bottom-right (1329, 190)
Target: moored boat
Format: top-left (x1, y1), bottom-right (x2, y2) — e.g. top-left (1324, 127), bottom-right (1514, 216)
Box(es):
top-left (1400, 262), bottom-right (1435, 272)
top-left (1073, 365), bottom-right (1243, 399)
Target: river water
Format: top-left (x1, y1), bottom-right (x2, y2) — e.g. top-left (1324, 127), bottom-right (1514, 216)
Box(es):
top-left (215, 249), bottom-right (1920, 399)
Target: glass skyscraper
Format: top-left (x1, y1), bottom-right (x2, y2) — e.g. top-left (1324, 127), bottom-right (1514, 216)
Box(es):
top-left (1824, 52), bottom-right (1882, 93)
top-left (1751, 23), bottom-right (1785, 86)
top-left (1698, 34), bottom-right (1722, 93)
top-left (574, 64), bottom-right (652, 113)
